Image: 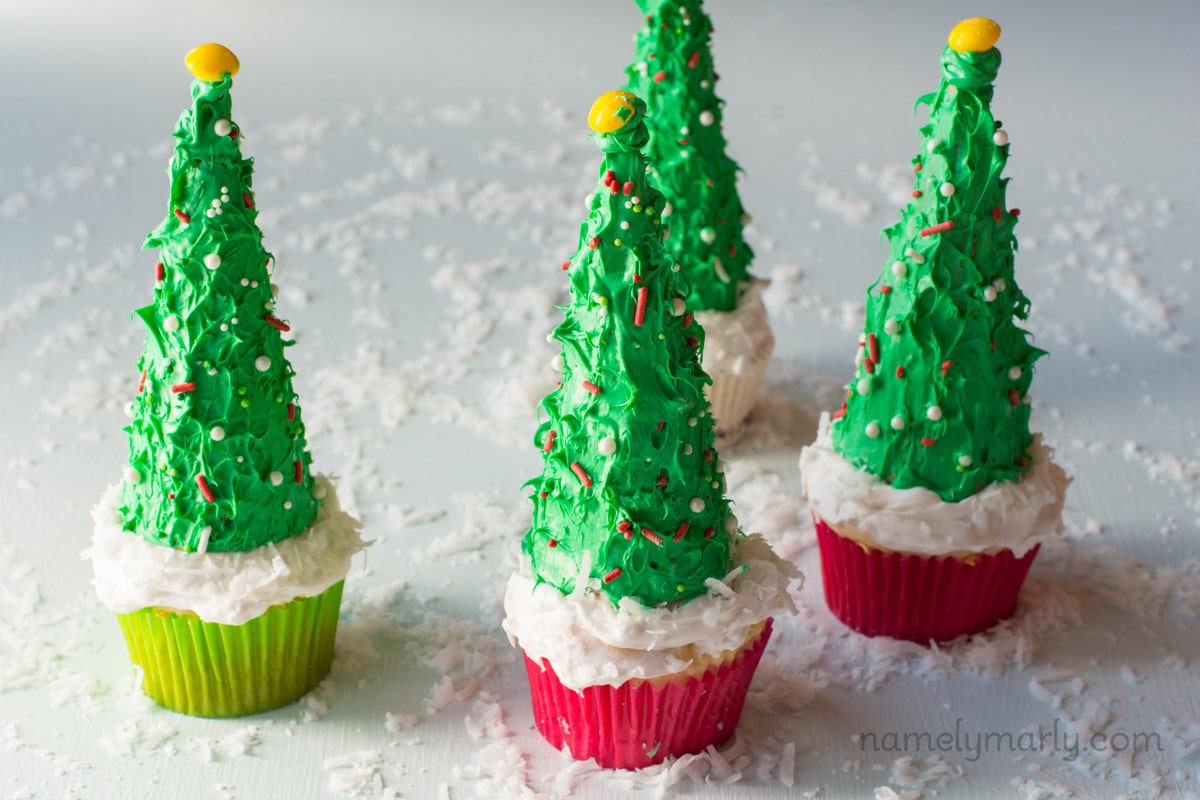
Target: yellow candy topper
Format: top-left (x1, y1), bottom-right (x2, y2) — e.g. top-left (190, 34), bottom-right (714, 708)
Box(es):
top-left (588, 90), bottom-right (639, 134)
top-left (185, 43), bottom-right (240, 82)
top-left (947, 18), bottom-right (1001, 53)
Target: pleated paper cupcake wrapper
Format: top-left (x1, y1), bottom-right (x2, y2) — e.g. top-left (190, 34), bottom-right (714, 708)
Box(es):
top-left (116, 580), bottom-right (344, 718)
top-left (522, 618), bottom-right (773, 770)
top-left (814, 515), bottom-right (1039, 644)
top-left (706, 355), bottom-right (770, 439)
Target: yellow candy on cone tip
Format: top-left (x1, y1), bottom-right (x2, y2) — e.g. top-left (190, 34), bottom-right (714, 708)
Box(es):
top-left (588, 90), bottom-right (639, 134)
top-left (186, 43), bottom-right (240, 82)
top-left (948, 18), bottom-right (1001, 53)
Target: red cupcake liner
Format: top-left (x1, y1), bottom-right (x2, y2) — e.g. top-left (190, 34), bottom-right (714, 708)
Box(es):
top-left (522, 618), bottom-right (773, 770)
top-left (814, 514), bottom-right (1039, 644)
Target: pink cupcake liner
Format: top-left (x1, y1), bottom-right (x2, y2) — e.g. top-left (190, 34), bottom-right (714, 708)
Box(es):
top-left (814, 514), bottom-right (1039, 644)
top-left (522, 618), bottom-right (773, 770)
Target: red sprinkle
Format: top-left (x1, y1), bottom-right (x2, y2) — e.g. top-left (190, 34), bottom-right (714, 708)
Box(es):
top-left (991, 338), bottom-right (996, 352)
top-left (173, 208), bottom-right (190, 224)
top-left (656, 421), bottom-right (665, 432)
top-left (992, 205), bottom-right (1002, 222)
top-left (603, 568), bottom-right (623, 583)
top-left (634, 286), bottom-right (648, 327)
top-left (1010, 208), bottom-right (1021, 216)
top-left (561, 260), bottom-right (571, 271)
top-left (920, 220), bottom-right (955, 237)
top-left (683, 312), bottom-right (693, 328)
top-left (880, 285), bottom-right (893, 294)
top-left (688, 51), bottom-right (700, 68)
top-left (264, 314), bottom-right (291, 332)
top-left (168, 493), bottom-right (175, 500)
top-left (921, 437), bottom-right (936, 447)
top-left (539, 491), bottom-right (548, 498)
top-left (195, 475), bottom-right (215, 502)
top-left (548, 538), bottom-right (557, 548)
top-left (287, 402), bottom-right (296, 421)
top-left (863, 358), bottom-right (875, 374)
top-left (652, 70), bottom-right (667, 83)
top-left (622, 181), bottom-right (634, 196)
top-left (610, 181), bottom-right (620, 195)
top-left (1008, 389), bottom-right (1021, 406)
top-left (588, 237), bottom-right (600, 250)
top-left (896, 366), bottom-right (906, 379)
top-left (914, 162), bottom-right (923, 172)
top-left (542, 429), bottom-right (556, 453)
top-left (617, 520), bottom-right (633, 533)
top-left (137, 369), bottom-right (147, 393)
top-left (155, 262), bottom-right (164, 281)
top-left (687, 335), bottom-right (699, 348)
top-left (641, 528), bottom-right (664, 546)
top-left (604, 170), bottom-right (615, 186)
top-left (656, 475), bottom-right (669, 489)
top-left (912, 190), bottom-right (922, 198)
top-left (729, 245), bottom-right (737, 257)
top-left (941, 360), bottom-right (953, 376)
top-left (230, 128), bottom-right (239, 140)
top-left (868, 333), bottom-right (880, 364)
top-left (581, 380), bottom-right (601, 395)
top-left (1018, 457), bottom-right (1028, 467)
top-left (704, 527), bottom-right (716, 539)
top-left (243, 192), bottom-right (254, 209)
top-left (570, 462), bottom-right (592, 487)
top-left (673, 522), bottom-right (689, 543)
top-left (294, 460), bottom-right (303, 484)
top-left (171, 382), bottom-right (196, 394)
top-left (633, 274), bottom-right (642, 282)
top-left (832, 408), bottom-right (847, 420)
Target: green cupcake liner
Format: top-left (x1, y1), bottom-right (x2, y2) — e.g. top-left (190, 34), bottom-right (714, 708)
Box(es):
top-left (115, 580), bottom-right (344, 718)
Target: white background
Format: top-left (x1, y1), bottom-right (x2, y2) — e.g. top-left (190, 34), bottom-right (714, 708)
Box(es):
top-left (1, 1), bottom-right (1198, 798)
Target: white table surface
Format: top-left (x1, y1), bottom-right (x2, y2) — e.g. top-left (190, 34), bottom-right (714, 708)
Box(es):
top-left (2, 1), bottom-right (1199, 798)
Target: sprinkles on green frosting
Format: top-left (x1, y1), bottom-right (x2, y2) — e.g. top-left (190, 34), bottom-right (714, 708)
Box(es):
top-left (523, 91), bottom-right (734, 608)
top-left (624, 0), bottom-right (755, 313)
top-left (831, 32), bottom-right (1045, 504)
top-left (120, 61), bottom-right (320, 553)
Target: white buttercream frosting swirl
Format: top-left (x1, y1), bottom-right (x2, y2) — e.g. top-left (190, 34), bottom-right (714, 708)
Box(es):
top-left (800, 413), bottom-right (1069, 557)
top-left (502, 533), bottom-right (799, 690)
top-left (87, 474), bottom-right (365, 625)
top-left (696, 279), bottom-right (774, 377)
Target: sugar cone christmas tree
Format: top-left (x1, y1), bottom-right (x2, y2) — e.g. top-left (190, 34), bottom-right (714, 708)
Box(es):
top-left (830, 18), bottom-right (1045, 502)
top-left (624, 0), bottom-right (754, 313)
top-left (523, 90), bottom-right (734, 608)
top-left (121, 43), bottom-right (320, 552)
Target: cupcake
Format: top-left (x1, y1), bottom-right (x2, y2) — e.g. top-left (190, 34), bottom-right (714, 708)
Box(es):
top-left (503, 91), bottom-right (797, 770)
top-left (625, 0), bottom-right (773, 438)
top-left (798, 19), bottom-right (1070, 644)
top-left (88, 44), bottom-right (364, 717)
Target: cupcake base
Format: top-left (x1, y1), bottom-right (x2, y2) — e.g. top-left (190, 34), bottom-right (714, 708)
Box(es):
top-left (815, 515), bottom-right (1038, 643)
top-left (116, 580), bottom-right (344, 718)
top-left (522, 618), bottom-right (773, 769)
top-left (706, 354), bottom-right (770, 440)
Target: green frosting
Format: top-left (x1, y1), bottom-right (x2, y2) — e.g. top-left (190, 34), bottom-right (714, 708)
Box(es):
top-left (119, 74), bottom-right (320, 553)
top-left (830, 45), bottom-right (1045, 503)
top-left (523, 95), bottom-right (734, 608)
top-left (624, 0), bottom-right (754, 313)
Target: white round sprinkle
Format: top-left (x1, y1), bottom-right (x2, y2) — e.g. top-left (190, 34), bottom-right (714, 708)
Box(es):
top-left (214, 207), bottom-right (222, 215)
top-left (221, 194), bottom-right (231, 203)
top-left (241, 278), bottom-right (250, 287)
top-left (927, 137), bottom-right (941, 153)
top-left (680, 126), bottom-right (689, 135)
top-left (211, 199), bottom-right (222, 209)
top-left (891, 261), bottom-right (907, 278)
top-left (672, 297), bottom-right (686, 316)
top-left (214, 119), bottom-right (232, 136)
top-left (1009, 366), bottom-right (1023, 380)
top-left (312, 482), bottom-right (327, 499)
top-left (680, 150), bottom-right (690, 159)
top-left (255, 356), bottom-right (271, 372)
top-left (551, 354), bottom-right (564, 371)
top-left (162, 315), bottom-right (179, 332)
top-left (124, 401), bottom-right (136, 418)
top-left (927, 406), bottom-right (943, 421)
top-left (856, 378), bottom-right (871, 396)
top-left (271, 283), bottom-right (280, 298)
top-left (865, 422), bottom-right (881, 438)
top-left (712, 480), bottom-right (720, 489)
top-left (122, 466), bottom-right (142, 484)
top-left (993, 130), bottom-right (1009, 146)
top-left (724, 514), bottom-right (738, 533)
top-left (204, 253), bottom-right (221, 270)
top-left (688, 417), bottom-right (697, 427)
top-left (220, 324), bottom-right (229, 332)
top-left (661, 202), bottom-right (673, 218)
top-left (689, 498), bottom-right (706, 513)
top-left (672, 263), bottom-right (680, 272)
top-left (699, 110), bottom-right (715, 126)
top-left (220, 186), bottom-right (228, 193)
top-left (1023, 395), bottom-right (1032, 405)
top-left (884, 318), bottom-right (900, 335)
top-left (940, 182), bottom-right (956, 198)
top-left (210, 426), bottom-right (226, 441)
top-left (620, 221), bottom-right (630, 230)
top-left (631, 196), bottom-right (641, 205)
top-left (269, 471), bottom-right (283, 486)
top-left (231, 317), bottom-right (238, 324)
top-left (584, 193), bottom-right (593, 209)
top-left (984, 287), bottom-right (998, 302)
top-left (959, 455), bottom-right (973, 467)
top-left (597, 436), bottom-right (617, 455)
top-left (891, 416), bottom-right (906, 430)
top-left (994, 278), bottom-right (1006, 290)
top-left (700, 228), bottom-right (716, 244)
top-left (283, 500), bottom-right (293, 510)
top-left (205, 209), bottom-right (216, 218)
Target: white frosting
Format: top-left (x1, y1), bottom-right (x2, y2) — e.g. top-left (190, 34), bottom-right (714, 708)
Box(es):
top-left (800, 414), bottom-right (1069, 557)
top-left (502, 534), bottom-right (799, 690)
top-left (696, 280), bottom-right (774, 377)
top-left (87, 474), bottom-right (366, 625)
